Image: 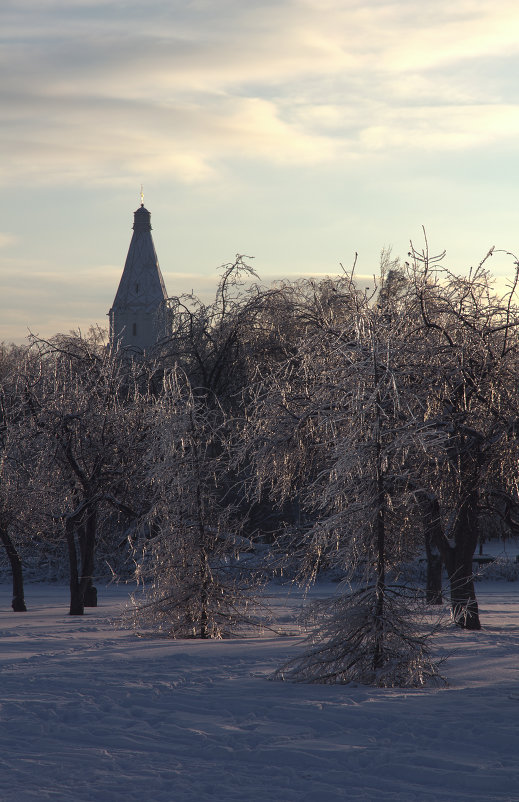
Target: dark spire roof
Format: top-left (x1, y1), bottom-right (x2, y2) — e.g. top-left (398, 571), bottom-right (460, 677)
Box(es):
top-left (111, 204), bottom-right (168, 313)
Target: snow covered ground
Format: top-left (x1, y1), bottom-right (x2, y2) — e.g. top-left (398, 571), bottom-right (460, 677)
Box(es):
top-left (0, 578), bottom-right (518, 802)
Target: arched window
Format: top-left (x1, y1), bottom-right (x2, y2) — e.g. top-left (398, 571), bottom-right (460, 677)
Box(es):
top-left (132, 322), bottom-right (137, 336)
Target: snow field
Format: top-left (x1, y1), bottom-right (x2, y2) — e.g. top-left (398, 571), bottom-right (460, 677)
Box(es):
top-left (0, 582), bottom-right (518, 801)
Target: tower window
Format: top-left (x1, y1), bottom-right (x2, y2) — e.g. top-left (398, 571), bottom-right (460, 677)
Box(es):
top-left (135, 283), bottom-right (139, 293)
top-left (132, 323), bottom-right (137, 336)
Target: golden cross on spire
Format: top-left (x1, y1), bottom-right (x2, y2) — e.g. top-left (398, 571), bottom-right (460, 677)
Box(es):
top-left (140, 185), bottom-right (144, 206)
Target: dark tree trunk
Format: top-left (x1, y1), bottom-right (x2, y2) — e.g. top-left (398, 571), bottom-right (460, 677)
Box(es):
top-left (84, 582), bottom-right (98, 607)
top-left (66, 517), bottom-right (84, 615)
top-left (78, 509), bottom-right (97, 607)
top-left (446, 556), bottom-right (480, 629)
top-left (373, 491), bottom-right (386, 671)
top-left (372, 352), bottom-right (385, 672)
top-left (417, 488), bottom-right (480, 627)
top-left (0, 523), bottom-right (27, 612)
top-left (444, 492), bottom-right (481, 630)
top-left (417, 493), bottom-right (443, 605)
top-left (199, 546), bottom-right (210, 639)
top-left (425, 541), bottom-right (443, 605)
top-left (194, 438), bottom-right (210, 639)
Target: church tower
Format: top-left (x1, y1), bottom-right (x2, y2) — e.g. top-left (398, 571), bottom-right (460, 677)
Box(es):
top-left (109, 201), bottom-right (170, 352)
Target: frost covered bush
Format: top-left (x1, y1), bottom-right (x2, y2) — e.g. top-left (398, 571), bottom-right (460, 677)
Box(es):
top-left (274, 585), bottom-right (445, 687)
top-left (127, 531), bottom-right (263, 639)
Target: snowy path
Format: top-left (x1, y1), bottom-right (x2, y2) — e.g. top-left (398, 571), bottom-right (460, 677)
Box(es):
top-left (0, 582), bottom-right (518, 801)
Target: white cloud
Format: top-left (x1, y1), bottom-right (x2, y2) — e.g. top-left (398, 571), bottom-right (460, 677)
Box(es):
top-left (0, 232), bottom-right (17, 248)
top-left (2, 0), bottom-right (519, 188)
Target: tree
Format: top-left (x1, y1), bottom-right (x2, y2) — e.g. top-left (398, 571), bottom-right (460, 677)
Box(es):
top-left (244, 267), bottom-right (444, 685)
top-left (22, 333), bottom-right (152, 614)
top-left (159, 257), bottom-right (316, 542)
top-left (0, 415), bottom-right (28, 611)
top-left (0, 343), bottom-right (36, 611)
top-left (405, 239), bottom-right (519, 629)
top-left (128, 368), bottom-right (261, 638)
top-left (162, 256), bottom-right (265, 406)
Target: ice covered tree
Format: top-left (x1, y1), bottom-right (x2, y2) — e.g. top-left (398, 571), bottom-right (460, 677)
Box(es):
top-left (22, 333), bottom-right (152, 614)
top-left (405, 239), bottom-right (519, 629)
top-left (244, 268), bottom-right (444, 685)
top-left (128, 367), bottom-right (261, 638)
top-left (159, 257), bottom-right (318, 540)
top-left (0, 344), bottom-right (32, 610)
top-left (162, 256), bottom-right (266, 407)
top-left (0, 342), bottom-right (58, 610)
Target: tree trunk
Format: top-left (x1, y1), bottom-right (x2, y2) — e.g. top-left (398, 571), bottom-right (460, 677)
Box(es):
top-left (446, 556), bottom-right (480, 629)
top-left (194, 439), bottom-right (210, 638)
top-left (372, 347), bottom-right (385, 672)
top-left (415, 491), bottom-right (443, 605)
top-left (373, 494), bottom-right (385, 671)
top-left (199, 548), bottom-right (210, 639)
top-left (78, 507), bottom-right (97, 607)
top-left (0, 523), bottom-right (27, 612)
top-left (425, 543), bottom-right (443, 605)
top-left (416, 487), bottom-right (480, 627)
top-left (66, 518), bottom-right (84, 615)
top-left (445, 493), bottom-right (481, 630)
top-left (83, 582), bottom-right (98, 607)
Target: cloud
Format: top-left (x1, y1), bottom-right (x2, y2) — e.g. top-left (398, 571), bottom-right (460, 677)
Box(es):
top-left (0, 254), bottom-right (115, 342)
top-left (0, 232), bottom-right (17, 248)
top-left (2, 0), bottom-right (519, 188)
top-left (0, 253), bottom-right (235, 343)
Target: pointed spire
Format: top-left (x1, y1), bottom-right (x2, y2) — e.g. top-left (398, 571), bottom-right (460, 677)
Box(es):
top-left (108, 200), bottom-right (170, 352)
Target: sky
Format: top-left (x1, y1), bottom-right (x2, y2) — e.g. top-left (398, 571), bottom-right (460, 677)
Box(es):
top-left (1, 0), bottom-right (519, 343)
